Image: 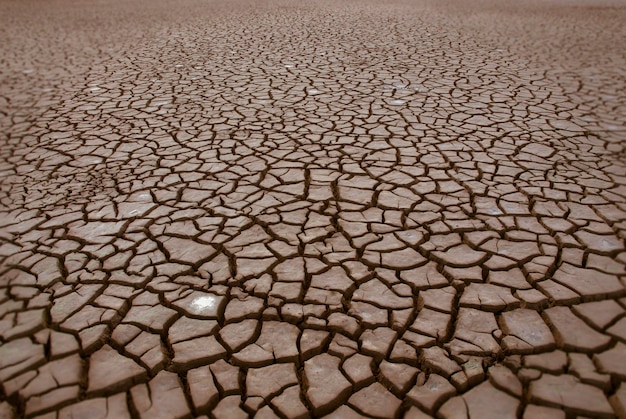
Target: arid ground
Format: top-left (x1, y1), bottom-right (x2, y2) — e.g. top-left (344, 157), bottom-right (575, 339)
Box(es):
top-left (1, 0), bottom-right (626, 417)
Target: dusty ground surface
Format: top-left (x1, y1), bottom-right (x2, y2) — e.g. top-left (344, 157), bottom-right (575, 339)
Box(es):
top-left (1, 0), bottom-right (626, 417)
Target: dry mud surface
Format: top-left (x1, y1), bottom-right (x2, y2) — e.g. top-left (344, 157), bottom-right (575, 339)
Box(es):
top-left (1, 0), bottom-right (626, 417)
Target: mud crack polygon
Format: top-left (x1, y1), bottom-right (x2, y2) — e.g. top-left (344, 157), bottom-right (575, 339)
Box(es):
top-left (1, 0), bottom-right (626, 417)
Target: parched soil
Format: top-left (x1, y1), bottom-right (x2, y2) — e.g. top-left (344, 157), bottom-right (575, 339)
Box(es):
top-left (1, 0), bottom-right (626, 417)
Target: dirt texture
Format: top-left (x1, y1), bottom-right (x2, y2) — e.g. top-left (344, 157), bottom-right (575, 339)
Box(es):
top-left (1, 0), bottom-right (626, 417)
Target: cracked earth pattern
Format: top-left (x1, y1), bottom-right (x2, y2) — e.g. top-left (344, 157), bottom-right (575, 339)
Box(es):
top-left (1, 0), bottom-right (626, 417)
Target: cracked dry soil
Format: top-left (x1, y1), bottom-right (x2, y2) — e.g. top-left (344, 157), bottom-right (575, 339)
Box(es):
top-left (1, 0), bottom-right (626, 417)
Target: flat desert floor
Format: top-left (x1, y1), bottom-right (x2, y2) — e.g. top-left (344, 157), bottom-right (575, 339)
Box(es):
top-left (1, 0), bottom-right (626, 417)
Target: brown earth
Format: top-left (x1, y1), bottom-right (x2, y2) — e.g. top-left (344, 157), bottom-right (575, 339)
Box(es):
top-left (1, 0), bottom-right (625, 417)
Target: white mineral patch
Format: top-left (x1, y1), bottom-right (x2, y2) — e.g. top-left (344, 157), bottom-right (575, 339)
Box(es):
top-left (190, 295), bottom-right (218, 314)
